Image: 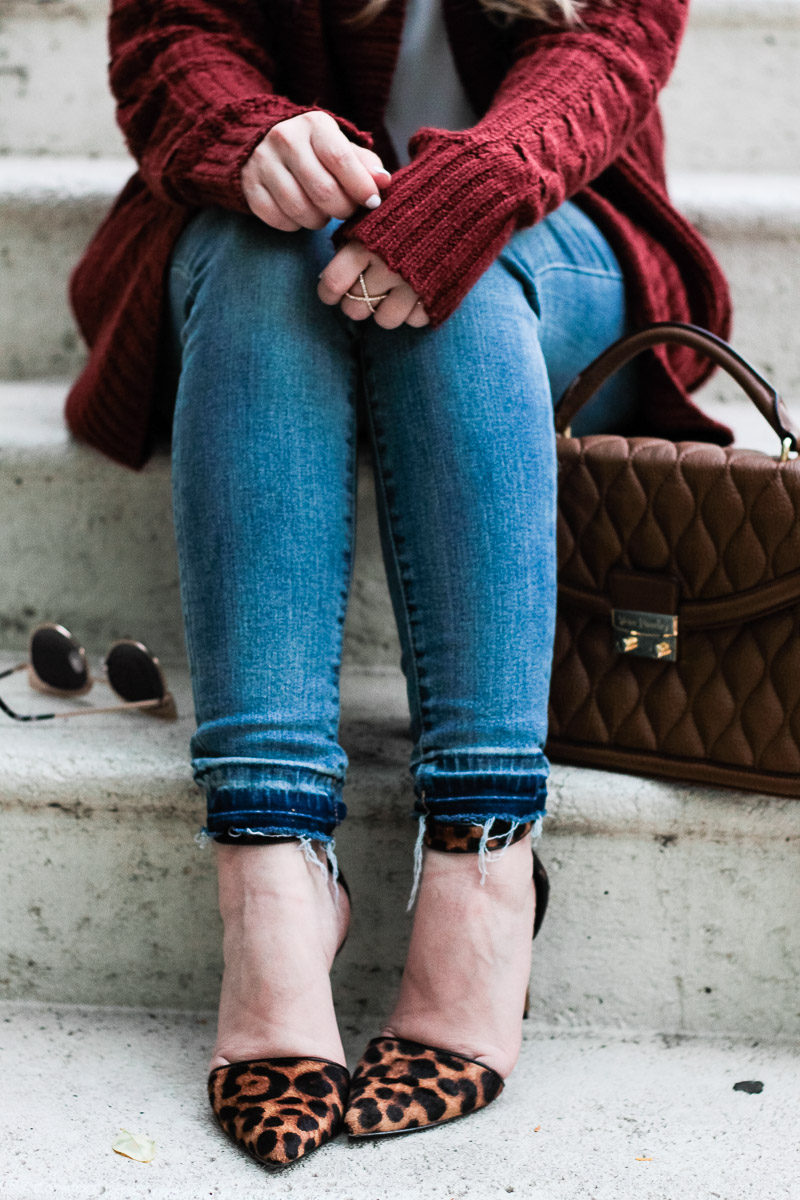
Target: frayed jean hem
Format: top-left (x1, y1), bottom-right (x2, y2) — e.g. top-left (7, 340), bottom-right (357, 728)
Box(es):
top-left (200, 781), bottom-right (346, 845)
top-left (410, 750), bottom-right (550, 823)
top-left (413, 793), bottom-right (548, 827)
top-left (199, 820), bottom-right (338, 845)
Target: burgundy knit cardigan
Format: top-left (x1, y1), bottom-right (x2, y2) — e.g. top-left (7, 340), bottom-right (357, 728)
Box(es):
top-left (65, 0), bottom-right (733, 471)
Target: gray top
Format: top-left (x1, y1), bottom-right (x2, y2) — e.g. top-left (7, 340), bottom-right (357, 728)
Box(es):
top-left (383, 0), bottom-right (479, 166)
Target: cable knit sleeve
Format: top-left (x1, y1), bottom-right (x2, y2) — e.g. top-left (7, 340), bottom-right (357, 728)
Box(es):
top-left (330, 0), bottom-right (689, 326)
top-left (109, 0), bottom-right (375, 210)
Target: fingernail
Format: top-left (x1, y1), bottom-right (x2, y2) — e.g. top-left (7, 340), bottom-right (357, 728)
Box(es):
top-left (376, 168), bottom-right (392, 179)
top-left (365, 194), bottom-right (381, 209)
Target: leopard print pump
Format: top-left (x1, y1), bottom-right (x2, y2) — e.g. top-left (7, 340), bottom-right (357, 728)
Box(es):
top-left (345, 1036), bottom-right (503, 1137)
top-left (345, 816), bottom-right (549, 1138)
top-left (207, 854), bottom-right (351, 1168)
top-left (208, 1057), bottom-right (350, 1167)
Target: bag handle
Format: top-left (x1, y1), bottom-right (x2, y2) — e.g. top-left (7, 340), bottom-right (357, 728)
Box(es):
top-left (554, 321), bottom-right (799, 455)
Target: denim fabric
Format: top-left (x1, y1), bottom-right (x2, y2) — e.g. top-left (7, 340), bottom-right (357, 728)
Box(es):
top-left (165, 200), bottom-right (638, 843)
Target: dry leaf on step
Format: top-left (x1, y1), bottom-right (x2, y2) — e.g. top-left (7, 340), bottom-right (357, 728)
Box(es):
top-left (112, 1129), bottom-right (156, 1162)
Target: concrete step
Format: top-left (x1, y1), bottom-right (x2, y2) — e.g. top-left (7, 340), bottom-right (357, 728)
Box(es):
top-left (1, 654), bottom-right (798, 1037)
top-left (1, 374), bottom-right (796, 662)
top-left (0, 157), bottom-right (130, 379)
top-left (661, 0), bottom-right (800, 173)
top-left (2, 158), bottom-right (799, 398)
top-left (670, 170), bottom-right (800, 408)
top-left (0, 0), bottom-right (125, 158)
top-left (2, 1000), bottom-right (797, 1200)
top-left (0, 380), bottom-right (400, 663)
top-left (2, 0), bottom-right (798, 172)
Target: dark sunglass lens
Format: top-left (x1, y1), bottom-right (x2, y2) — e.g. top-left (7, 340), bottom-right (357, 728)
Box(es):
top-left (105, 642), bottom-right (165, 703)
top-left (30, 626), bottom-right (88, 691)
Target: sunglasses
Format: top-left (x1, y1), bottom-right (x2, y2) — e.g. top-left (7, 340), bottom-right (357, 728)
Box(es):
top-left (0, 623), bottom-right (177, 722)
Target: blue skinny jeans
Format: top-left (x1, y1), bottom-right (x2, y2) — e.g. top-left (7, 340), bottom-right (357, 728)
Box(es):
top-left (165, 199), bottom-right (638, 849)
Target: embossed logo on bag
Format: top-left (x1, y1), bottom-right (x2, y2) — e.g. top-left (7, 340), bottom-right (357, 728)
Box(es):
top-left (612, 609), bottom-right (678, 661)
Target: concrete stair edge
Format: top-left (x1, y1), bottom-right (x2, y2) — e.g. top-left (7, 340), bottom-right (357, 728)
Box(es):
top-left (687, 0), bottom-right (800, 25)
top-left (0, 154), bottom-right (134, 203)
top-left (1, 656), bottom-right (798, 841)
top-left (2, 158), bottom-right (798, 384)
top-left (1, 373), bottom-right (794, 441)
top-left (3, 156), bottom-right (800, 236)
top-left (1, 651), bottom-right (798, 859)
top-left (669, 171), bottom-right (800, 237)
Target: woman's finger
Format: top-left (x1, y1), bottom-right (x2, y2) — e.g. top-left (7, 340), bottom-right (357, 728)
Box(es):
top-left (404, 299), bottom-right (431, 328)
top-left (318, 243), bottom-right (428, 328)
top-left (338, 263), bottom-right (389, 321)
top-left (338, 260), bottom-right (401, 322)
top-left (339, 292), bottom-right (374, 321)
top-left (281, 140), bottom-right (361, 220)
top-left (310, 123), bottom-right (388, 209)
top-left (262, 160), bottom-right (330, 229)
top-left (352, 144), bottom-right (393, 187)
top-left (370, 283), bottom-right (421, 330)
top-left (318, 243), bottom-right (373, 304)
top-left (241, 185), bottom-right (302, 232)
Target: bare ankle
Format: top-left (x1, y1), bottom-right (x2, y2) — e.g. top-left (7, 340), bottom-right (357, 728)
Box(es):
top-left (210, 839), bottom-right (348, 1072)
top-left (216, 839), bottom-right (330, 913)
top-left (384, 835), bottom-right (535, 1078)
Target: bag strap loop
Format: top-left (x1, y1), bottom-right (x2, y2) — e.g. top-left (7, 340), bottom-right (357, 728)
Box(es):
top-left (554, 322), bottom-right (799, 452)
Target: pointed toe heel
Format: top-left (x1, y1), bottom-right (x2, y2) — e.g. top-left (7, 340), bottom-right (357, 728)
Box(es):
top-left (344, 1036), bottom-right (503, 1138)
top-left (345, 817), bottom-right (550, 1138)
top-left (207, 848), bottom-right (352, 1167)
top-left (208, 1057), bottom-right (350, 1168)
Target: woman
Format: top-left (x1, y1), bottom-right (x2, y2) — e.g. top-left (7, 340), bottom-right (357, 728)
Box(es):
top-left (65, 0), bottom-right (732, 1170)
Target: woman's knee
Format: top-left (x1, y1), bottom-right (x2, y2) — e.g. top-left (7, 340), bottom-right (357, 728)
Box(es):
top-left (169, 208), bottom-right (335, 329)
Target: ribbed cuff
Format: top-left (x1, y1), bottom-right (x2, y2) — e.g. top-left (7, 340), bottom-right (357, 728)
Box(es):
top-left (330, 129), bottom-right (538, 327)
top-left (153, 97), bottom-right (376, 212)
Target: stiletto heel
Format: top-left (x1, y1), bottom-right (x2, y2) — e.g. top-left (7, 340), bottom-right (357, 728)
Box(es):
top-left (208, 856), bottom-right (351, 1168)
top-left (345, 818), bottom-right (548, 1138)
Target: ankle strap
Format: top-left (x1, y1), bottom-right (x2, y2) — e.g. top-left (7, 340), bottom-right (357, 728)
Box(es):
top-left (422, 817), bottom-right (532, 854)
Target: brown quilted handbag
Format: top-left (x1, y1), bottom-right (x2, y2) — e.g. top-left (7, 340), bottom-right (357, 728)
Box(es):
top-left (548, 322), bottom-right (800, 798)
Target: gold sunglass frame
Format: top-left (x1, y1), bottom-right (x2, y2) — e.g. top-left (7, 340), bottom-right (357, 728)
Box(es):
top-left (0, 623), bottom-right (178, 722)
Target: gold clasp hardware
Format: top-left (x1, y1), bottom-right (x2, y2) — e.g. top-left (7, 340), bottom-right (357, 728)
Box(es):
top-left (612, 609), bottom-right (678, 662)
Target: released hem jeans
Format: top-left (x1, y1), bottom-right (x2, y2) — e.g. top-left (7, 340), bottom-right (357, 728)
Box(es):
top-left (165, 199), bottom-right (638, 846)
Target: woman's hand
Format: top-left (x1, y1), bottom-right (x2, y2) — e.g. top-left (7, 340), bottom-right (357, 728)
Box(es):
top-left (241, 111), bottom-right (392, 231)
top-left (318, 240), bottom-right (430, 329)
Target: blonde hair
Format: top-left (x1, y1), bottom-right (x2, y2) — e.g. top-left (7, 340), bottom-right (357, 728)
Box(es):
top-left (345, 0), bottom-right (582, 30)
